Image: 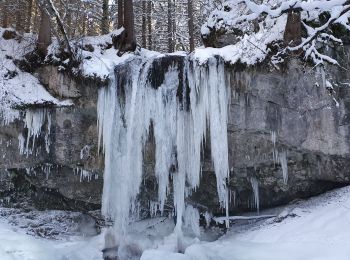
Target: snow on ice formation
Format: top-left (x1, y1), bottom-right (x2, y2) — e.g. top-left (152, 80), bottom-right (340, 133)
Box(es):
top-left (97, 56), bottom-right (230, 240)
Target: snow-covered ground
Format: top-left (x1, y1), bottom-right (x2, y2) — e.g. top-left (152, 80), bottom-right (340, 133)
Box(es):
top-left (143, 186), bottom-right (350, 260)
top-left (1, 186), bottom-right (350, 259)
top-left (0, 216), bottom-right (104, 260)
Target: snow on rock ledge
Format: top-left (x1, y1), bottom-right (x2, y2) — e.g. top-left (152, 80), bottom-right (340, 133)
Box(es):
top-left (0, 28), bottom-right (72, 125)
top-left (200, 0), bottom-right (350, 66)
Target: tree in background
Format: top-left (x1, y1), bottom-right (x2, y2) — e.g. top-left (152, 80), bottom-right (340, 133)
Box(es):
top-left (0, 0), bottom-right (222, 53)
top-left (283, 10), bottom-right (302, 47)
top-left (123, 0), bottom-right (136, 52)
top-left (187, 0), bottom-right (195, 52)
top-left (101, 0), bottom-right (110, 34)
top-left (117, 0), bottom-right (123, 28)
top-left (39, 0), bottom-right (73, 56)
top-left (37, 3), bottom-right (51, 55)
top-left (113, 0), bottom-right (136, 54)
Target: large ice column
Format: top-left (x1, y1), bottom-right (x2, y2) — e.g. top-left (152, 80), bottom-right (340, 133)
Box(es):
top-left (98, 60), bottom-right (155, 234)
top-left (186, 58), bottom-right (230, 224)
top-left (97, 56), bottom-right (231, 237)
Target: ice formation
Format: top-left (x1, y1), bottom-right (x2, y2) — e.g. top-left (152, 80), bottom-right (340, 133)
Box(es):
top-left (19, 109), bottom-right (52, 156)
top-left (250, 177), bottom-right (260, 214)
top-left (0, 108), bottom-right (20, 126)
top-left (74, 167), bottom-right (98, 182)
top-left (183, 205), bottom-right (201, 237)
top-left (230, 189), bottom-right (237, 207)
top-left (271, 130), bottom-right (278, 164)
top-left (203, 211), bottom-right (212, 228)
top-left (41, 163), bottom-right (52, 180)
top-left (270, 131), bottom-right (288, 184)
top-left (149, 201), bottom-right (160, 218)
top-left (97, 56), bottom-right (230, 238)
top-left (279, 151), bottom-right (288, 185)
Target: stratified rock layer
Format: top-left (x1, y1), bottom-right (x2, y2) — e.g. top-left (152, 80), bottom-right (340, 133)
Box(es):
top-left (1, 49), bottom-right (350, 216)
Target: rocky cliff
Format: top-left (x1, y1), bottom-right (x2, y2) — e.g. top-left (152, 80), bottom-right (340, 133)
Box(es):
top-left (1, 48), bottom-right (350, 217)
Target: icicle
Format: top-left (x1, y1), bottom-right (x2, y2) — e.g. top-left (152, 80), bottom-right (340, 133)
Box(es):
top-left (25, 109), bottom-right (46, 153)
top-left (271, 130), bottom-right (278, 164)
top-left (19, 109), bottom-right (51, 156)
top-left (41, 163), bottom-right (52, 180)
top-left (250, 177), bottom-right (260, 214)
top-left (74, 167), bottom-right (95, 182)
top-left (0, 108), bottom-right (20, 126)
top-left (271, 131), bottom-right (276, 147)
top-left (279, 150), bottom-right (288, 185)
top-left (230, 189), bottom-right (237, 207)
top-left (149, 201), bottom-right (159, 217)
top-left (18, 133), bottom-right (25, 155)
top-left (44, 113), bottom-right (52, 153)
top-left (203, 212), bottom-right (212, 228)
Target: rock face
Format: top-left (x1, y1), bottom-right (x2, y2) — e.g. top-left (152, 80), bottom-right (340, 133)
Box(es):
top-left (197, 56), bottom-right (350, 213)
top-left (0, 69), bottom-right (103, 211)
top-left (1, 49), bottom-right (350, 217)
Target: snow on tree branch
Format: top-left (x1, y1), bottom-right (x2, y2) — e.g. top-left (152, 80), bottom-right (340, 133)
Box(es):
top-left (200, 0), bottom-right (350, 66)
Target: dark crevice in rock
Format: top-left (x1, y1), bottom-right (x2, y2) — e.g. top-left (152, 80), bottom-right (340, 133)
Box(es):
top-left (2, 170), bottom-right (100, 212)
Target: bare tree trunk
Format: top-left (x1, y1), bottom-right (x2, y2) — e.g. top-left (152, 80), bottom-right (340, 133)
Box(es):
top-left (37, 8), bottom-right (51, 55)
top-left (172, 1), bottom-right (176, 51)
top-left (66, 10), bottom-right (72, 38)
top-left (16, 3), bottom-right (24, 33)
top-left (82, 15), bottom-right (86, 35)
top-left (101, 0), bottom-right (109, 34)
top-left (141, 0), bottom-right (147, 47)
top-left (2, 2), bottom-right (9, 28)
top-left (36, 0), bottom-right (73, 57)
top-left (167, 0), bottom-right (174, 52)
top-left (284, 10), bottom-right (302, 47)
top-left (25, 0), bottom-right (33, 33)
top-left (43, 0), bottom-right (73, 56)
top-left (187, 0), bottom-right (195, 52)
top-left (122, 0), bottom-right (136, 51)
top-left (118, 0), bottom-right (124, 28)
top-left (33, 1), bottom-right (40, 33)
top-left (147, 0), bottom-right (152, 50)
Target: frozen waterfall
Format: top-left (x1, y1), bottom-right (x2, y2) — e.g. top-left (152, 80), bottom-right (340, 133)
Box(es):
top-left (97, 56), bottom-right (230, 239)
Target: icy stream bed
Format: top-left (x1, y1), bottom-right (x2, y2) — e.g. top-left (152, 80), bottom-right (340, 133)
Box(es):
top-left (0, 217), bottom-right (104, 260)
top-left (1, 186), bottom-right (350, 260)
